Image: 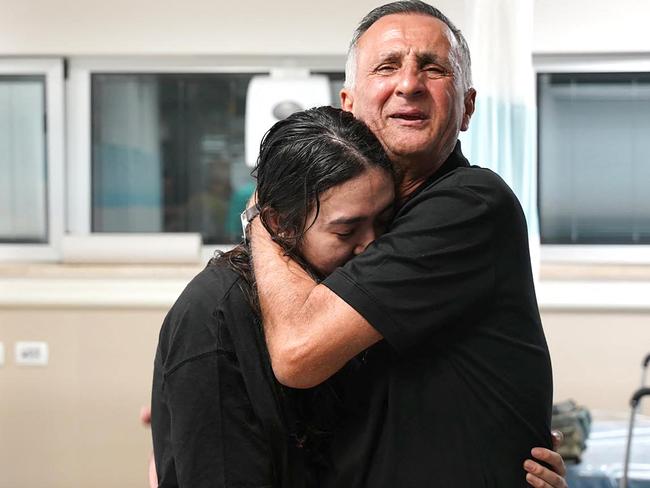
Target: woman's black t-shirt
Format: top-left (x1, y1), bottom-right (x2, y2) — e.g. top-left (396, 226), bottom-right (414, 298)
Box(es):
top-left (152, 263), bottom-right (316, 487)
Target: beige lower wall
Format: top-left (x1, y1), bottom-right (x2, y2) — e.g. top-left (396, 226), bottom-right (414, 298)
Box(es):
top-left (1, 304), bottom-right (649, 487)
top-left (541, 309), bottom-right (650, 415)
top-left (0, 307), bottom-right (165, 488)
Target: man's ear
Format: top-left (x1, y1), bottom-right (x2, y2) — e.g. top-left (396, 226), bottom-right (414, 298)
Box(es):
top-left (340, 88), bottom-right (354, 113)
top-left (460, 88), bottom-right (476, 132)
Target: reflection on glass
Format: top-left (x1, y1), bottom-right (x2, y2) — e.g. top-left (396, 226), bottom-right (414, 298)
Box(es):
top-left (92, 72), bottom-right (345, 244)
top-left (92, 73), bottom-right (257, 244)
top-left (538, 72), bottom-right (650, 244)
top-left (315, 72), bottom-right (345, 108)
top-left (0, 75), bottom-right (47, 243)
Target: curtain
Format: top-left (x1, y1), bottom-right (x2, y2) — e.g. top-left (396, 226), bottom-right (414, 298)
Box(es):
top-left (93, 76), bottom-right (162, 232)
top-left (0, 77), bottom-right (47, 242)
top-left (459, 0), bottom-right (540, 274)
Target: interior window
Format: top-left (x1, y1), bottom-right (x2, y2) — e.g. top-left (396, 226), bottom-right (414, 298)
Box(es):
top-left (538, 72), bottom-right (650, 244)
top-left (91, 72), bottom-right (345, 245)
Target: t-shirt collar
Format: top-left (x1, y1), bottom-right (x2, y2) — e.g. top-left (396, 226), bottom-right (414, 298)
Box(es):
top-left (429, 140), bottom-right (469, 184)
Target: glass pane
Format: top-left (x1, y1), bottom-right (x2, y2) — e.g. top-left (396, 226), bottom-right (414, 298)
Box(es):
top-left (0, 75), bottom-right (47, 243)
top-left (317, 72), bottom-right (346, 108)
top-left (92, 73), bottom-right (259, 244)
top-left (538, 72), bottom-right (650, 244)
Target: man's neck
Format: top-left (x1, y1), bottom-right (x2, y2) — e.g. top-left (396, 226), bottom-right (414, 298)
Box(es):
top-left (392, 151), bottom-right (448, 205)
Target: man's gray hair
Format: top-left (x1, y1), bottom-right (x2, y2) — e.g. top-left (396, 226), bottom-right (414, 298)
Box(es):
top-left (344, 1), bottom-right (472, 91)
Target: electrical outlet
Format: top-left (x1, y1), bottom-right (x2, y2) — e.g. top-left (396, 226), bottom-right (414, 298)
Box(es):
top-left (15, 341), bottom-right (49, 366)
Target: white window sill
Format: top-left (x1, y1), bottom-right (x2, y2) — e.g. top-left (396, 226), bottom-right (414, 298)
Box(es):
top-left (3, 245), bottom-right (650, 310)
top-left (1, 270), bottom-right (649, 311)
top-left (542, 245), bottom-right (650, 265)
top-left (0, 262), bottom-right (201, 308)
top-left (0, 276), bottom-right (189, 309)
top-left (537, 280), bottom-right (650, 312)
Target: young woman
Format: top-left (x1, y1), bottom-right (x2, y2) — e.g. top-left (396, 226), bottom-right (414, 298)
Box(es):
top-left (151, 106), bottom-right (565, 487)
top-left (151, 106), bottom-right (395, 487)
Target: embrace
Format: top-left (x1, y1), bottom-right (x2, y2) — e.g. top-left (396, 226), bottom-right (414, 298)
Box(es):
top-left (151, 2), bottom-right (566, 487)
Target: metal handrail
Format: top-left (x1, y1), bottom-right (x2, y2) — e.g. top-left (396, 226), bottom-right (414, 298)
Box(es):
top-left (620, 387), bottom-right (650, 488)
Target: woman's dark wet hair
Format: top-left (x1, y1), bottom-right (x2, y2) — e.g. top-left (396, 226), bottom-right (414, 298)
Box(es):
top-left (255, 105), bottom-right (393, 253)
top-left (214, 106), bottom-right (393, 293)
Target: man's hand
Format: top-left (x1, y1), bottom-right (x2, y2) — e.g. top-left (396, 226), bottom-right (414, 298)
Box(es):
top-left (523, 431), bottom-right (567, 488)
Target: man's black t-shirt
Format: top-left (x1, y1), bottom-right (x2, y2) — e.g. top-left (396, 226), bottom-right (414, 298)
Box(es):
top-left (322, 142), bottom-right (553, 487)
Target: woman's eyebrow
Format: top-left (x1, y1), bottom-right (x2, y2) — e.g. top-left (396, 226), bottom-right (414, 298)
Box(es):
top-left (327, 201), bottom-right (395, 226)
top-left (328, 215), bottom-right (365, 225)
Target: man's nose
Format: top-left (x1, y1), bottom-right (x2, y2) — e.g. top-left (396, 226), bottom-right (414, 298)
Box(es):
top-left (395, 66), bottom-right (425, 98)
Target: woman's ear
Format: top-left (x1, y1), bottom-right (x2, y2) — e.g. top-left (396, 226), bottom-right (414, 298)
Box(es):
top-left (260, 207), bottom-right (282, 235)
top-left (260, 207), bottom-right (299, 244)
top-left (261, 207), bottom-right (293, 238)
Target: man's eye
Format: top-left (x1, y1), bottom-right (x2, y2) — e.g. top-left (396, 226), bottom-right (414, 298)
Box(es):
top-left (375, 64), bottom-right (397, 73)
top-left (424, 65), bottom-right (448, 76)
top-left (335, 231), bottom-right (353, 238)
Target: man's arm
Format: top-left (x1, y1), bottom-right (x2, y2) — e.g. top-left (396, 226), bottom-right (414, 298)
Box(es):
top-left (250, 219), bottom-right (381, 388)
top-left (251, 178), bottom-right (496, 387)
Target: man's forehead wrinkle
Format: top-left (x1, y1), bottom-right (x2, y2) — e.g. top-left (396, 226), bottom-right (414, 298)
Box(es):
top-left (371, 46), bottom-right (444, 61)
top-left (368, 49), bottom-right (452, 72)
top-left (359, 30), bottom-right (454, 61)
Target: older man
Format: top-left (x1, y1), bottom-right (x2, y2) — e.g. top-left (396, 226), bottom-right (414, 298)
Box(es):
top-left (251, 2), bottom-right (564, 487)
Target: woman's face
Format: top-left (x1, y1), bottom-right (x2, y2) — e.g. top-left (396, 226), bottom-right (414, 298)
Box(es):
top-left (298, 167), bottom-right (395, 277)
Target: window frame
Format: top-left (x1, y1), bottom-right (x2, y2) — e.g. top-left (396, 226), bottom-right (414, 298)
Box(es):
top-left (66, 56), bottom-right (345, 261)
top-left (534, 53), bottom-right (650, 264)
top-left (0, 58), bottom-right (65, 262)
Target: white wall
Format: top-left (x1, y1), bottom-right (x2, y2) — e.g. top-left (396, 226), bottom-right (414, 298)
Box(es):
top-left (2, 0), bottom-right (649, 56)
top-left (0, 0), bottom-right (464, 56)
top-left (534, 0), bottom-right (650, 53)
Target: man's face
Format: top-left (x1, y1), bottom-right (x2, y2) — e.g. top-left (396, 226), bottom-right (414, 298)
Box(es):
top-left (341, 13), bottom-right (475, 164)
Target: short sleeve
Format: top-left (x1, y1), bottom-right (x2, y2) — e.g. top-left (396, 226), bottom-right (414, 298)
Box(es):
top-left (323, 173), bottom-right (501, 353)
